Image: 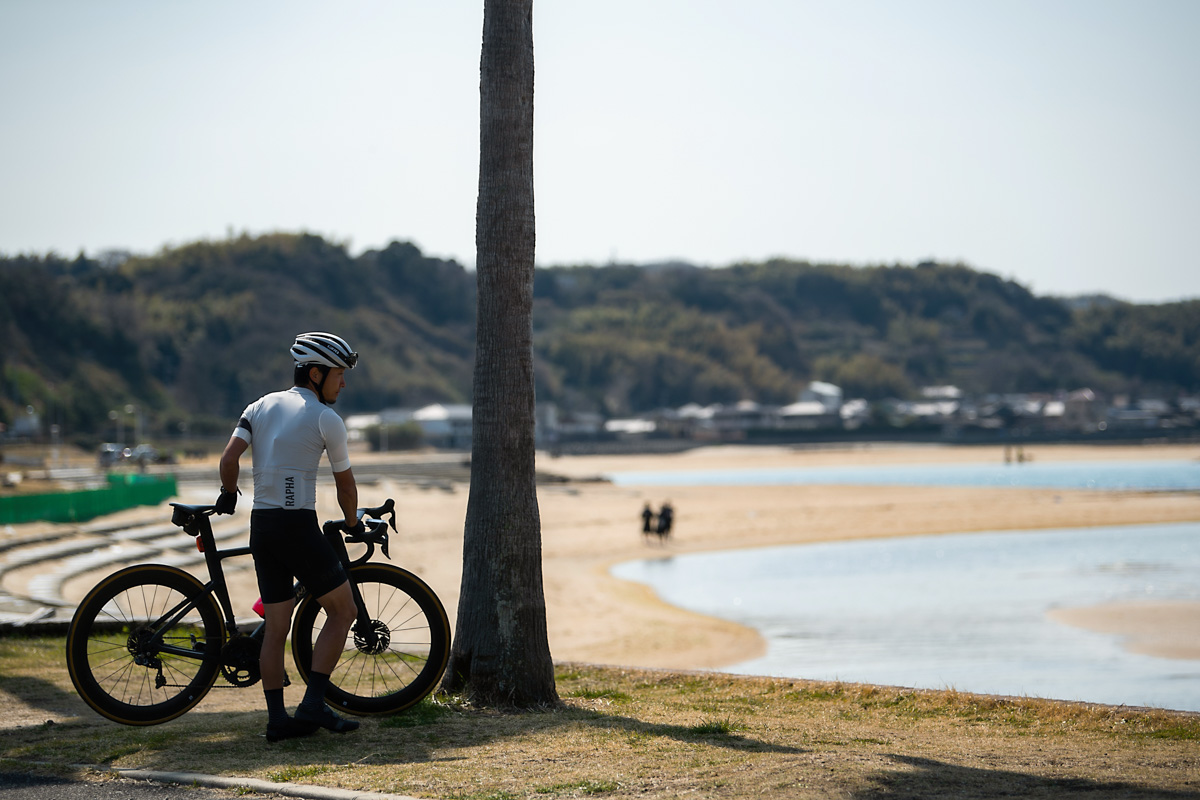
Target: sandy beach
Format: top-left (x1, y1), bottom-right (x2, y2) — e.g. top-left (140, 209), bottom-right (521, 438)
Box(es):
top-left (23, 442), bottom-right (1199, 675)
top-left (285, 441), bottom-right (1200, 671)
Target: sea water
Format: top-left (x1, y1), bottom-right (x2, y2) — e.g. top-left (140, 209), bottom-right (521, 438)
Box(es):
top-left (612, 521), bottom-right (1200, 712)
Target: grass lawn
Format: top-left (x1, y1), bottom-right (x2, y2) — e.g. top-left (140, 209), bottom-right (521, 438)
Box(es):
top-left (2, 636), bottom-right (1198, 799)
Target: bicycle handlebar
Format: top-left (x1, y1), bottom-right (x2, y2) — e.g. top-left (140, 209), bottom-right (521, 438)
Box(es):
top-left (323, 498), bottom-right (397, 560)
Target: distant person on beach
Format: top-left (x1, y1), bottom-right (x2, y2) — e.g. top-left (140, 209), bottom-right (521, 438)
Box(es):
top-left (656, 501), bottom-right (674, 540)
top-left (641, 502), bottom-right (656, 539)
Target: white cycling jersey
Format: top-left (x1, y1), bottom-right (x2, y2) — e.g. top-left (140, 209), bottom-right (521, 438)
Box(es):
top-left (232, 387), bottom-right (351, 510)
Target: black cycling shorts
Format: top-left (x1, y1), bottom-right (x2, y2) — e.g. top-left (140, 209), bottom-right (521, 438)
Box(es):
top-left (249, 508), bottom-right (347, 604)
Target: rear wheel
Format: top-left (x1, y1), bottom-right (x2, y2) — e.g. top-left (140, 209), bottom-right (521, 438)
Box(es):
top-left (66, 564), bottom-right (224, 725)
top-left (291, 563), bottom-right (450, 715)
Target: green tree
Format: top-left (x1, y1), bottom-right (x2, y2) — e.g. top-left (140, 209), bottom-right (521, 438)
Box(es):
top-left (816, 353), bottom-right (913, 400)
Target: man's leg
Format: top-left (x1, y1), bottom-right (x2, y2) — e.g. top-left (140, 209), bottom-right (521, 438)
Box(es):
top-left (261, 598), bottom-right (310, 742)
top-left (260, 598), bottom-right (296, 691)
top-left (310, 580), bottom-right (356, 674)
top-left (295, 580), bottom-right (359, 733)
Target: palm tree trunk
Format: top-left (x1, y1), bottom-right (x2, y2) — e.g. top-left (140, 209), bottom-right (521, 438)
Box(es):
top-left (440, 0), bottom-right (557, 708)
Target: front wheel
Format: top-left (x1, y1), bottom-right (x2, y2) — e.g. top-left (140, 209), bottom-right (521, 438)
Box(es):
top-left (66, 564), bottom-right (225, 725)
top-left (291, 563), bottom-right (450, 715)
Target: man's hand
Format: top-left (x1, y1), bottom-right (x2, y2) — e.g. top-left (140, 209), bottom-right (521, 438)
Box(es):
top-left (215, 487), bottom-right (238, 515)
top-left (343, 518), bottom-right (365, 537)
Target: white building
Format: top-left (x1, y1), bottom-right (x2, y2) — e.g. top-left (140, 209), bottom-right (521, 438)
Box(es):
top-left (779, 400), bottom-right (840, 430)
top-left (412, 404), bottom-right (474, 449)
top-left (799, 381), bottom-right (843, 413)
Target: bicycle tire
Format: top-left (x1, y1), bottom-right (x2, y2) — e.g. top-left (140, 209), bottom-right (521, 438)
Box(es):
top-left (66, 564), bottom-right (225, 725)
top-left (291, 563), bottom-right (450, 715)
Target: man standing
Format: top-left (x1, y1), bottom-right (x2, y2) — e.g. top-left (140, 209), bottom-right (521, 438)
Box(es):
top-left (641, 502), bottom-right (655, 541)
top-left (217, 332), bottom-right (363, 742)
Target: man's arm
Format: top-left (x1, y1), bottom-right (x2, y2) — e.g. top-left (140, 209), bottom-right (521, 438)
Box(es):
top-left (333, 467), bottom-right (358, 529)
top-left (219, 435), bottom-right (249, 493)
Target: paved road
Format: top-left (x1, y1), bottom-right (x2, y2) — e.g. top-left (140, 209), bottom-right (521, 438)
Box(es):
top-left (0, 771), bottom-right (244, 800)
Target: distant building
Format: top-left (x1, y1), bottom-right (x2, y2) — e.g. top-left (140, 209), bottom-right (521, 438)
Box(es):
top-left (779, 401), bottom-right (840, 430)
top-left (1062, 389), bottom-right (1102, 432)
top-left (920, 385), bottom-right (962, 400)
top-left (840, 398), bottom-right (871, 429)
top-left (343, 412), bottom-right (381, 443)
top-left (605, 418), bottom-right (657, 438)
top-left (555, 409), bottom-right (606, 439)
top-left (711, 400), bottom-right (775, 435)
top-left (889, 399), bottom-right (960, 425)
top-left (412, 404), bottom-right (473, 449)
top-left (344, 408), bottom-right (418, 445)
top-left (799, 381), bottom-right (843, 413)
top-left (11, 407), bottom-right (40, 438)
top-left (674, 403), bottom-right (719, 440)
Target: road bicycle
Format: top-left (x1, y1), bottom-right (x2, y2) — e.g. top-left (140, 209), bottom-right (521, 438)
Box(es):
top-left (65, 498), bottom-right (450, 726)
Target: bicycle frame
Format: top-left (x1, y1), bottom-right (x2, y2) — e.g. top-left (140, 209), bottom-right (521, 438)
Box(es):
top-left (169, 498), bottom-right (399, 649)
top-left (172, 503), bottom-right (256, 641)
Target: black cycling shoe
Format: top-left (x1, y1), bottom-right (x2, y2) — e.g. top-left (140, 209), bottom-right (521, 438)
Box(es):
top-left (265, 717), bottom-right (317, 743)
top-left (295, 702), bottom-right (360, 734)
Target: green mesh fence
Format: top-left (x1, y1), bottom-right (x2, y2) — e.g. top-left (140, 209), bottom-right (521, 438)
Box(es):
top-left (0, 473), bottom-right (178, 525)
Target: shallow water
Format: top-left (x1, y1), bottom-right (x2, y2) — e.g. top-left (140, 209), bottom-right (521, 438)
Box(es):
top-left (612, 522), bottom-right (1200, 711)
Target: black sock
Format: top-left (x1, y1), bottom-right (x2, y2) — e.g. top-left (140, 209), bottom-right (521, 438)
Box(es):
top-left (264, 688), bottom-right (288, 726)
top-left (301, 671), bottom-right (331, 710)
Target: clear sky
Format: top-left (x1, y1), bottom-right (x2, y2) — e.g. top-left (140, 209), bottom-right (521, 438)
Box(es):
top-left (2, 1), bottom-right (1197, 303)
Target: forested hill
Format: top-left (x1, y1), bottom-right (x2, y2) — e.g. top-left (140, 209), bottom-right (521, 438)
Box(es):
top-left (1, 234), bottom-right (476, 439)
top-left (1, 233), bottom-right (1197, 444)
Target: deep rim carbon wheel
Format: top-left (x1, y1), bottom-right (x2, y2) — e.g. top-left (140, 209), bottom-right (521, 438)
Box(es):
top-left (66, 564), bottom-right (224, 725)
top-left (291, 563), bottom-right (450, 715)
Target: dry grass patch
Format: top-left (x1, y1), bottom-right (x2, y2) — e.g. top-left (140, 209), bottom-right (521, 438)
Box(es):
top-left (2, 637), bottom-right (1198, 799)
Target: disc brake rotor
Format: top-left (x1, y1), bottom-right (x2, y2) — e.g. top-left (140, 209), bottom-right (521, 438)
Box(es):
top-left (353, 620), bottom-right (391, 655)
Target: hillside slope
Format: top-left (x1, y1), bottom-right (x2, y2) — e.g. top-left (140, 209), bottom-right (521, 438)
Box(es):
top-left (1, 234), bottom-right (1195, 442)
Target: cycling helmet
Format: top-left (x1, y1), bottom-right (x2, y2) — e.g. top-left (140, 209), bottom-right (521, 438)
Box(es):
top-left (290, 332), bottom-right (358, 369)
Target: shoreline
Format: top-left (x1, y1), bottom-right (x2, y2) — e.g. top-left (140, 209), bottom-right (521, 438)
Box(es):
top-left (353, 442), bottom-right (1200, 672)
top-left (1047, 601), bottom-right (1200, 661)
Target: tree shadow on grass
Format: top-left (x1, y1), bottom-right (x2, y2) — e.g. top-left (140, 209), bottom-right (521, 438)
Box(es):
top-left (4, 696), bottom-right (806, 776)
top-left (855, 754), bottom-right (1200, 800)
top-left (0, 672), bottom-right (88, 718)
top-left (181, 703), bottom-right (807, 768)
top-left (573, 711), bottom-right (806, 755)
